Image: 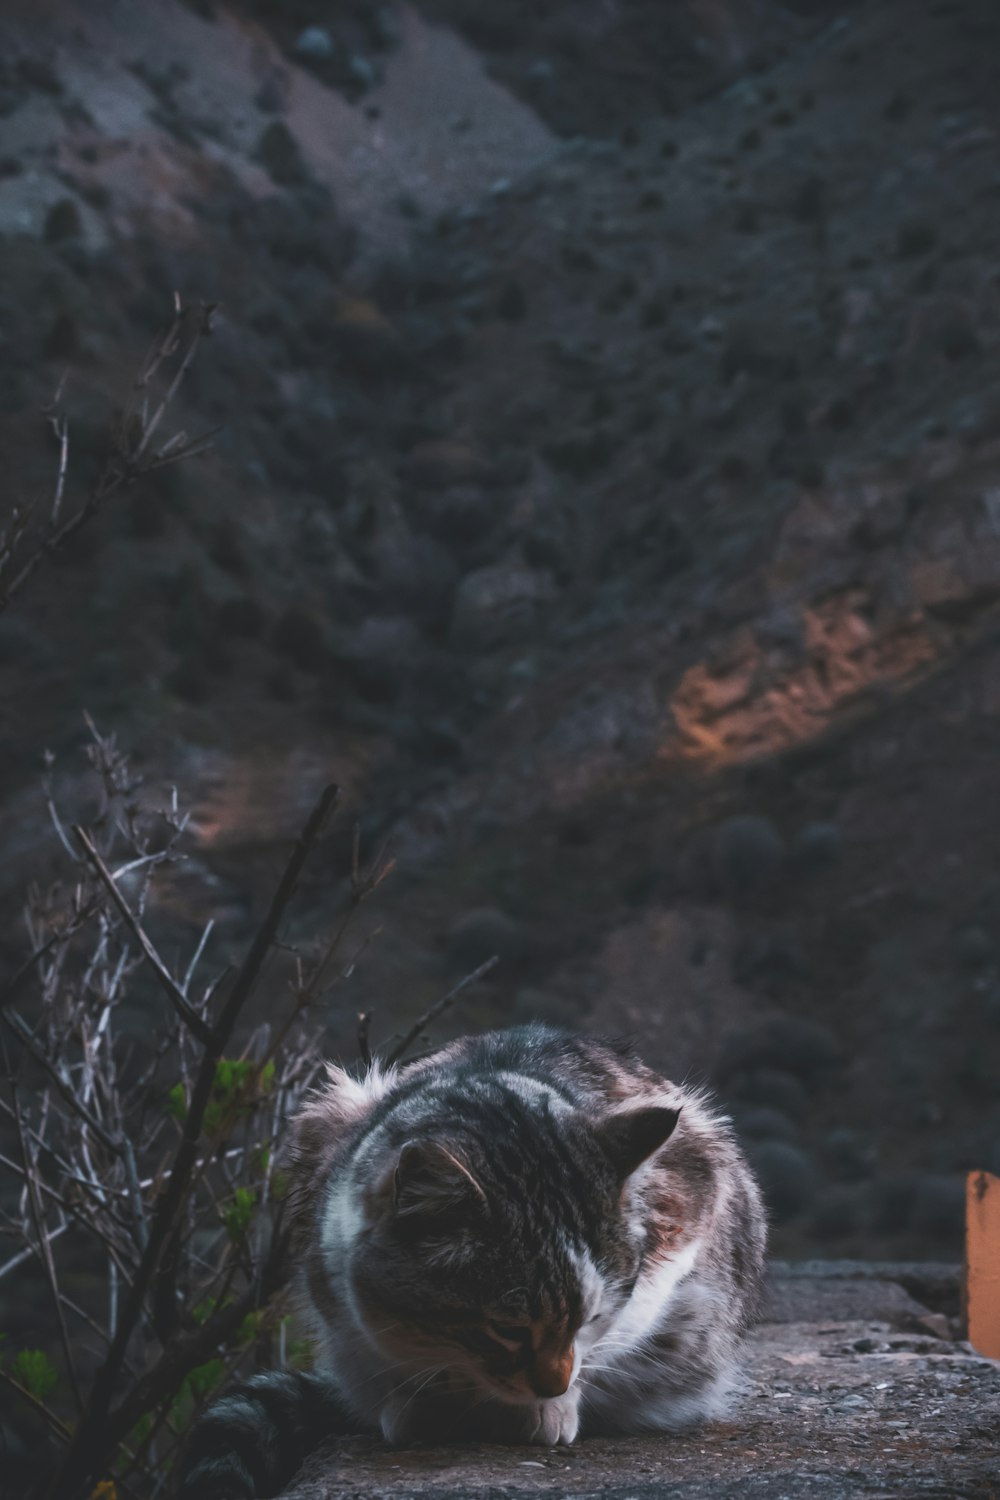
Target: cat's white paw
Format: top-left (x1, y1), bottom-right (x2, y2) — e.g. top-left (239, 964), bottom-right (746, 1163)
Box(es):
top-left (530, 1393), bottom-right (580, 1446)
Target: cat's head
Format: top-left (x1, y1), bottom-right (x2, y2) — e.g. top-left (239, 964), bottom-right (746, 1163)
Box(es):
top-left (346, 1090), bottom-right (680, 1405)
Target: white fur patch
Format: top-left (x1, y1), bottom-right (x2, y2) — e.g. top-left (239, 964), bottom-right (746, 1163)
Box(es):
top-left (320, 1175), bottom-right (364, 1263)
top-left (320, 1059), bottom-right (396, 1124)
top-left (495, 1071), bottom-right (575, 1114)
top-left (316, 1064), bottom-right (397, 1265)
top-left (598, 1238), bottom-right (702, 1354)
top-left (566, 1243), bottom-right (604, 1313)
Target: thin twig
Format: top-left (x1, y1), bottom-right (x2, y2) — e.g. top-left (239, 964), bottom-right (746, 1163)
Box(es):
top-left (384, 955), bottom-right (500, 1067)
top-left (2, 1006), bottom-right (120, 1155)
top-left (11, 1086), bottom-right (83, 1413)
top-left (0, 300), bottom-right (218, 616)
top-left (49, 411), bottom-right (70, 527)
top-left (73, 827), bottom-right (213, 1046)
top-left (0, 895), bottom-right (102, 1015)
top-left (0, 1220), bottom-right (70, 1281)
top-left (182, 920), bottom-right (214, 999)
top-left (132, 304), bottom-right (217, 464)
top-left (0, 1367), bottom-right (72, 1443)
top-left (100, 1228), bottom-right (289, 1475)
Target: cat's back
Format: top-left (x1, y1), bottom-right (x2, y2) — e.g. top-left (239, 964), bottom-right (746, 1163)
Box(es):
top-left (291, 1022), bottom-right (746, 1198)
top-left (403, 1022), bottom-right (680, 1109)
top-left (290, 1024), bottom-right (763, 1300)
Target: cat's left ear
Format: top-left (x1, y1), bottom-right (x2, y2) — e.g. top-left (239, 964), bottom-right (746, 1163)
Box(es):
top-left (596, 1105), bottom-right (681, 1179)
top-left (393, 1140), bottom-right (488, 1219)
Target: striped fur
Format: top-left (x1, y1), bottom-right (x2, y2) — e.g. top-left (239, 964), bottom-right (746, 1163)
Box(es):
top-left (175, 1372), bottom-right (354, 1499)
top-left (179, 1026), bottom-right (766, 1495)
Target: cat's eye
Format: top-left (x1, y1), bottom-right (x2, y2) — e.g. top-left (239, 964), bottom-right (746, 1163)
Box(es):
top-left (488, 1322), bottom-right (529, 1348)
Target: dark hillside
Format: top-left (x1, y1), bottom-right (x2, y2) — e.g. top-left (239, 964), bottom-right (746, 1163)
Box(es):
top-left (1, 0), bottom-right (999, 1268)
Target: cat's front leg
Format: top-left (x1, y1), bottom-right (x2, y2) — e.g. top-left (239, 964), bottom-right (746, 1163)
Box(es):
top-left (530, 1390), bottom-right (581, 1446)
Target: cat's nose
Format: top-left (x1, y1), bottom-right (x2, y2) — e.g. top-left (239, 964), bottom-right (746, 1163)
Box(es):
top-left (530, 1347), bottom-right (575, 1398)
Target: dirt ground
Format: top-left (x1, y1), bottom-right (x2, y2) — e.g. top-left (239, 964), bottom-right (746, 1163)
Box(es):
top-left (282, 1263), bottom-right (1000, 1499)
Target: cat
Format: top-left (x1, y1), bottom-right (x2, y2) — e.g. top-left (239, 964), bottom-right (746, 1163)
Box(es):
top-left (178, 1024), bottom-right (766, 1498)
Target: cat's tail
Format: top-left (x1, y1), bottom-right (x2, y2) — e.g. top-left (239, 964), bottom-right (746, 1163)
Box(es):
top-left (176, 1370), bottom-right (360, 1500)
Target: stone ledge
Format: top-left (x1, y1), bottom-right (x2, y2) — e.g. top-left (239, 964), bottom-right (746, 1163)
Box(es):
top-left (282, 1264), bottom-right (998, 1500)
top-left (763, 1260), bottom-right (962, 1332)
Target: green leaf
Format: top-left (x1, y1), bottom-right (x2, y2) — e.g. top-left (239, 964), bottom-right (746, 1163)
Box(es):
top-left (127, 1413), bottom-right (154, 1447)
top-left (168, 1358), bottom-right (226, 1435)
top-left (191, 1297), bottom-right (218, 1327)
top-left (204, 1058), bottom-right (258, 1136)
top-left (12, 1348), bottom-right (57, 1401)
top-left (223, 1186), bottom-right (256, 1242)
top-left (237, 1310), bottom-right (263, 1346)
top-left (166, 1083), bottom-right (187, 1122)
top-left (187, 1358), bottom-right (226, 1400)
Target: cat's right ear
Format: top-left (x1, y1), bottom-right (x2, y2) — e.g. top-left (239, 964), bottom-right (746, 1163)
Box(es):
top-left (596, 1105), bottom-right (681, 1180)
top-left (392, 1140), bottom-right (488, 1220)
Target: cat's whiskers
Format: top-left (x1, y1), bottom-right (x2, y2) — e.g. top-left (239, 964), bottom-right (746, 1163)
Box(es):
top-left (389, 1361), bottom-right (451, 1424)
top-left (318, 1342), bottom-right (442, 1401)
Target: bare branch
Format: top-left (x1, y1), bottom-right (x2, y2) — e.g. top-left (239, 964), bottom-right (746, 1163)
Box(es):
top-left (1, 694), bottom-right (406, 1499)
top-left (1, 1006), bottom-right (121, 1155)
top-left (220, 783), bottom-right (340, 1040)
top-left (0, 1220), bottom-right (70, 1282)
top-left (73, 827), bottom-right (213, 1046)
top-left (48, 784), bottom-right (339, 1497)
top-left (131, 303), bottom-right (217, 464)
top-left (0, 300), bottom-right (218, 616)
top-left (0, 1367), bottom-right (72, 1444)
top-left (11, 1086), bottom-right (83, 1413)
top-left (0, 894), bottom-right (102, 1015)
top-left (384, 955), bottom-right (501, 1067)
top-left (182, 920), bottom-right (214, 999)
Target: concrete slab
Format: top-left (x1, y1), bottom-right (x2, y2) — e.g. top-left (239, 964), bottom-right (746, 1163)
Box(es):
top-left (282, 1267), bottom-right (1000, 1500)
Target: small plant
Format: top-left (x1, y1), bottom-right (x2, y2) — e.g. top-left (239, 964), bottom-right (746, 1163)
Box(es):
top-left (0, 722), bottom-right (395, 1497)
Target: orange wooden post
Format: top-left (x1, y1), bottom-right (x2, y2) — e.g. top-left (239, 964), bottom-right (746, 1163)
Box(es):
top-left (966, 1170), bottom-right (1000, 1359)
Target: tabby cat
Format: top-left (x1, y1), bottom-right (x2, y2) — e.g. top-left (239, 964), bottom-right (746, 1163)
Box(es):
top-left (178, 1025), bottom-right (766, 1498)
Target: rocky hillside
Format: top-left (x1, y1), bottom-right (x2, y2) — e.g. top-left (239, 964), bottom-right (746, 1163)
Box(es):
top-left (1, 0), bottom-right (1000, 1260)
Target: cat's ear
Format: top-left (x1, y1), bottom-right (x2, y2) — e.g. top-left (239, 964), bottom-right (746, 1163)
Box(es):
top-left (393, 1140), bottom-right (487, 1219)
top-left (596, 1105), bottom-right (681, 1179)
